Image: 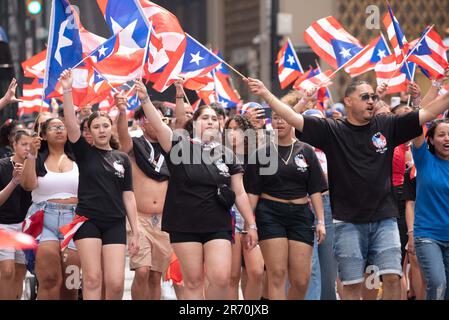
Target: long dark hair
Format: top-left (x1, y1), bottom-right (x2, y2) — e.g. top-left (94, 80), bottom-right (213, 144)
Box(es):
top-left (184, 105), bottom-right (218, 138)
top-left (87, 111), bottom-right (120, 150)
top-left (223, 115), bottom-right (257, 154)
top-left (426, 118), bottom-right (449, 155)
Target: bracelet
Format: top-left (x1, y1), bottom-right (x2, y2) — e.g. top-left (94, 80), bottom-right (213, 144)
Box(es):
top-left (248, 223), bottom-right (258, 231)
top-left (140, 96), bottom-right (150, 104)
top-left (63, 88), bottom-right (72, 94)
top-left (317, 220), bottom-right (325, 226)
top-left (432, 80), bottom-right (443, 89)
top-left (176, 95), bottom-right (184, 99)
top-left (407, 230), bottom-right (414, 235)
top-left (26, 154), bottom-right (36, 160)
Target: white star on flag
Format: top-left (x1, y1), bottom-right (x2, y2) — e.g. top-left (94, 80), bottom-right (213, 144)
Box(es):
top-left (287, 55), bottom-right (295, 66)
top-left (98, 46), bottom-right (108, 57)
top-left (190, 51), bottom-right (204, 66)
top-left (55, 19), bottom-right (74, 66)
top-left (339, 47), bottom-right (352, 59)
top-left (377, 49), bottom-right (387, 60)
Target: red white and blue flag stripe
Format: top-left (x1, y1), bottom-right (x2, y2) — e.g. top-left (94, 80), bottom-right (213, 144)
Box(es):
top-left (277, 38), bottom-right (304, 89)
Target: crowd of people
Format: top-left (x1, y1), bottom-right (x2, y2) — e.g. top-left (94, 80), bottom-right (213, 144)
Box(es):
top-left (0, 66), bottom-right (449, 300)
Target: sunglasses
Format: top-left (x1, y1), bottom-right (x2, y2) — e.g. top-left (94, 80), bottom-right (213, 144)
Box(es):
top-left (360, 93), bottom-right (379, 102)
top-left (48, 125), bottom-right (66, 132)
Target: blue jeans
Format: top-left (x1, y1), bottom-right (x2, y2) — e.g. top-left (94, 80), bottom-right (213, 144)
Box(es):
top-left (333, 217), bottom-right (402, 285)
top-left (415, 237), bottom-right (449, 300)
top-left (318, 194), bottom-right (337, 300)
top-left (305, 237), bottom-right (321, 300)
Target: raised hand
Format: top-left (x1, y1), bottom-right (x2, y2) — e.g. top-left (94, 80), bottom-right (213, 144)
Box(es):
top-left (407, 82), bottom-right (421, 99)
top-left (244, 77), bottom-right (269, 97)
top-left (12, 163), bottom-right (23, 185)
top-left (59, 69), bottom-right (73, 90)
top-left (376, 82), bottom-right (389, 99)
top-left (135, 79), bottom-right (150, 101)
top-left (3, 78), bottom-right (22, 104)
top-left (114, 92), bottom-right (127, 113)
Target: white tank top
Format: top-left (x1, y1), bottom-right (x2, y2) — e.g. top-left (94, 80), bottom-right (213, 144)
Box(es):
top-left (32, 161), bottom-right (79, 203)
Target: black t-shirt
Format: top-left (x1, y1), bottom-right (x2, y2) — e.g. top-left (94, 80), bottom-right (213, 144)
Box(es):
top-left (296, 111), bottom-right (422, 223)
top-left (245, 140), bottom-right (327, 199)
top-left (71, 137), bottom-right (133, 221)
top-left (130, 136), bottom-right (170, 181)
top-left (0, 158), bottom-right (32, 224)
top-left (162, 135), bottom-right (243, 233)
top-left (0, 146), bottom-right (13, 160)
top-left (402, 167), bottom-right (416, 201)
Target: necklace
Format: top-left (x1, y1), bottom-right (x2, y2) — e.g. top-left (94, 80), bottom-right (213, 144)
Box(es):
top-left (272, 140), bottom-right (296, 165)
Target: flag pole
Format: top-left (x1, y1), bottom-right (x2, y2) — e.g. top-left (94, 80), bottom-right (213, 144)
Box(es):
top-left (327, 47), bottom-right (367, 80)
top-left (139, 22), bottom-right (153, 81)
top-left (386, 24), bottom-right (435, 84)
top-left (316, 59), bottom-right (335, 107)
top-left (407, 65), bottom-right (417, 107)
top-left (185, 33), bottom-right (247, 79)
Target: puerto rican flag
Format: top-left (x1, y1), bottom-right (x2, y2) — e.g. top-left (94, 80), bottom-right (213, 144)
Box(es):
top-left (18, 79), bottom-right (50, 117)
top-left (22, 210), bottom-right (45, 240)
top-left (375, 54), bottom-right (416, 94)
top-left (383, 2), bottom-right (408, 66)
top-left (345, 34), bottom-right (391, 77)
top-left (22, 50), bottom-right (47, 79)
top-left (153, 34), bottom-right (221, 92)
top-left (277, 38), bottom-right (304, 89)
top-left (408, 28), bottom-right (449, 79)
top-left (213, 70), bottom-right (241, 109)
top-left (294, 69), bottom-right (333, 91)
top-left (59, 215), bottom-right (89, 252)
top-left (304, 16), bottom-right (363, 70)
top-left (43, 0), bottom-right (83, 99)
top-left (0, 228), bottom-right (37, 250)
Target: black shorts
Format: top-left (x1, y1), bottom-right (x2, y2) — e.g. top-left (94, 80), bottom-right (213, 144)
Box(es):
top-left (256, 198), bottom-right (314, 246)
top-left (73, 217), bottom-right (127, 245)
top-left (169, 231), bottom-right (233, 244)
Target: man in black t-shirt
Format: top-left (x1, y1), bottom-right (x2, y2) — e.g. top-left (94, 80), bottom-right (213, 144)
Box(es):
top-left (245, 75), bottom-right (449, 300)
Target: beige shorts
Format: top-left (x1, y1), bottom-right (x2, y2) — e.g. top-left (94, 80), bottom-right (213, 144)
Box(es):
top-left (127, 214), bottom-right (172, 273)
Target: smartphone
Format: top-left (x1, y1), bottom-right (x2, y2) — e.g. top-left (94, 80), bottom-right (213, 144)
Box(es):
top-left (257, 107), bottom-right (272, 119)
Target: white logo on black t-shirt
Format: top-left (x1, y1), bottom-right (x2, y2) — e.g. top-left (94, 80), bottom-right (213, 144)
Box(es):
top-left (214, 159), bottom-right (230, 177)
top-left (372, 132), bottom-right (388, 154)
top-left (113, 160), bottom-right (125, 178)
top-left (294, 154), bottom-right (308, 172)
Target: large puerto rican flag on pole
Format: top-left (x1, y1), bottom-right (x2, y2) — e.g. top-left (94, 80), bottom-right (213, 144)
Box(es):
top-left (43, 0), bottom-right (83, 99)
top-left (277, 38), bottom-right (304, 89)
top-left (304, 16), bottom-right (363, 70)
top-left (153, 34), bottom-right (221, 92)
top-left (345, 34), bottom-right (391, 77)
top-left (383, 2), bottom-right (408, 65)
top-left (408, 27), bottom-right (449, 79)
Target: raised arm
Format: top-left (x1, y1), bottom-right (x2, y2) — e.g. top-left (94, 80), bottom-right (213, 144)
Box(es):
top-left (115, 93), bottom-right (133, 153)
top-left (174, 79), bottom-right (188, 129)
top-left (418, 90), bottom-right (449, 125)
top-left (20, 136), bottom-right (41, 191)
top-left (245, 77), bottom-right (305, 131)
top-left (60, 70), bottom-right (81, 143)
top-left (0, 163), bottom-right (22, 206)
top-left (0, 78), bottom-right (22, 111)
top-left (135, 80), bottom-right (173, 153)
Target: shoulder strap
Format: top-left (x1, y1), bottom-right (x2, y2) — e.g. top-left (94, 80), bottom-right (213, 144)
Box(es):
top-left (203, 160), bottom-right (222, 187)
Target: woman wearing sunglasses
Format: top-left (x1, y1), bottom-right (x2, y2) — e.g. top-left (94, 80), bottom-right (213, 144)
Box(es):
top-left (20, 118), bottom-right (80, 300)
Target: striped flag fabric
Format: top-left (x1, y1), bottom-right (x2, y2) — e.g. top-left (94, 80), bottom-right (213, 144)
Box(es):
top-left (294, 69), bottom-right (333, 91)
top-left (375, 54), bottom-right (415, 94)
top-left (18, 79), bottom-right (50, 117)
top-left (304, 16), bottom-right (363, 70)
top-left (22, 50), bottom-right (47, 79)
top-left (22, 210), bottom-right (45, 239)
top-left (408, 28), bottom-right (449, 79)
top-left (59, 215), bottom-right (89, 251)
top-left (345, 35), bottom-right (391, 77)
top-left (383, 2), bottom-right (408, 66)
top-left (277, 38), bottom-right (304, 89)
top-left (0, 228), bottom-right (37, 250)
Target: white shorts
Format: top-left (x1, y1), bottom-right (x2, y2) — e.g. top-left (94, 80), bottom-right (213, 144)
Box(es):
top-left (0, 222), bottom-right (27, 265)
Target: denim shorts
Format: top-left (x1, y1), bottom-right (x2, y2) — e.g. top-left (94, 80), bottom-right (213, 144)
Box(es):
top-left (0, 222), bottom-right (26, 264)
top-left (333, 217), bottom-right (403, 285)
top-left (26, 201), bottom-right (77, 250)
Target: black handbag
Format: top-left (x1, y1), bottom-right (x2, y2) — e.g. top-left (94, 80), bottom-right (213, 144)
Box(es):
top-left (203, 161), bottom-right (236, 211)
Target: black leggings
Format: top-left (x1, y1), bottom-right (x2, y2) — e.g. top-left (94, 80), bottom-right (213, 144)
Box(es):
top-left (73, 217), bottom-right (126, 245)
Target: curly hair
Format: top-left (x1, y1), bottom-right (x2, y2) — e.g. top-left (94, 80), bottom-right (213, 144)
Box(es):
top-left (223, 114), bottom-right (258, 154)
